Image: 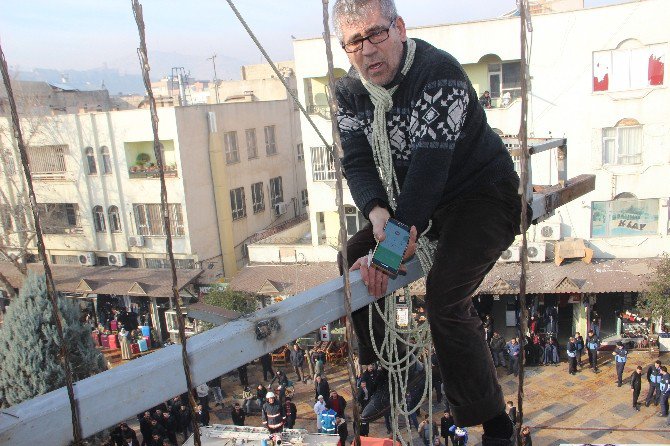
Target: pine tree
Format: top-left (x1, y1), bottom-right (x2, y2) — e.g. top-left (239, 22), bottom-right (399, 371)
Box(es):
top-left (0, 272), bottom-right (106, 407)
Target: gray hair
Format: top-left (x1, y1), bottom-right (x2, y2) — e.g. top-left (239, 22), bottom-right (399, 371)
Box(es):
top-left (332, 0), bottom-right (398, 41)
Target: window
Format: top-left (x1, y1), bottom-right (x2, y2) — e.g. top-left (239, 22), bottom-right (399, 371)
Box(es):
top-left (1, 149), bottom-right (16, 176)
top-left (92, 205), bottom-right (106, 232)
top-left (230, 187), bottom-right (247, 220)
top-left (593, 43), bottom-right (665, 92)
top-left (101, 146), bottom-right (112, 174)
top-left (251, 182), bottom-right (265, 214)
top-left (488, 61), bottom-right (522, 100)
top-left (602, 123), bottom-right (643, 165)
top-left (269, 176), bottom-right (283, 207)
top-left (85, 147), bottom-right (97, 175)
top-left (51, 255), bottom-right (79, 265)
top-left (108, 205), bottom-right (122, 233)
top-left (264, 125), bottom-right (277, 156)
top-left (297, 143), bottom-right (304, 161)
top-left (27, 145), bottom-right (68, 180)
top-left (36, 203), bottom-right (80, 234)
top-left (1, 204), bottom-right (12, 231)
top-left (133, 203), bottom-right (185, 236)
top-left (301, 189), bottom-right (309, 208)
top-left (145, 258), bottom-right (195, 269)
top-left (224, 131), bottom-right (239, 164)
top-left (311, 146), bottom-right (336, 181)
top-left (591, 196), bottom-right (659, 238)
top-left (245, 129), bottom-right (258, 159)
top-left (345, 205), bottom-right (367, 237)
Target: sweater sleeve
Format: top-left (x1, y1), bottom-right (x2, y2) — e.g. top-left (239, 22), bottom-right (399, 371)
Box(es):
top-left (336, 86), bottom-right (390, 219)
top-left (393, 77), bottom-right (470, 233)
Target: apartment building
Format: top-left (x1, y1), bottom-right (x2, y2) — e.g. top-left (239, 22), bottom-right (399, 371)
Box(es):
top-left (291, 0), bottom-right (669, 341)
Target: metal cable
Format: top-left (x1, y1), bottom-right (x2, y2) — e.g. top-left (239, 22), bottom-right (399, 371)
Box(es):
top-left (320, 3), bottom-right (363, 445)
top-left (130, 2), bottom-right (202, 445)
top-left (517, 1), bottom-right (532, 444)
top-left (0, 44), bottom-right (83, 445)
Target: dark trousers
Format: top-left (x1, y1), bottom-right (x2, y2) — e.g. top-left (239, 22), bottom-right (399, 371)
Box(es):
top-left (568, 356), bottom-right (577, 374)
top-left (577, 349), bottom-right (583, 366)
top-left (632, 387), bottom-right (641, 407)
top-left (616, 362), bottom-right (625, 385)
top-left (588, 349), bottom-right (598, 371)
top-left (340, 178), bottom-right (523, 427)
top-left (508, 356), bottom-right (519, 376)
top-left (661, 393), bottom-right (669, 416)
top-left (646, 385), bottom-right (660, 406)
top-left (293, 365), bottom-right (304, 382)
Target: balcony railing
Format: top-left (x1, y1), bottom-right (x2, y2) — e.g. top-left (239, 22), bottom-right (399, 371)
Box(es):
top-left (128, 165), bottom-right (178, 179)
top-left (307, 104), bottom-right (331, 120)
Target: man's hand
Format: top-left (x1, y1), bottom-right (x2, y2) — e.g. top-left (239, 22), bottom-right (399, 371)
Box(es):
top-left (350, 206), bottom-right (418, 297)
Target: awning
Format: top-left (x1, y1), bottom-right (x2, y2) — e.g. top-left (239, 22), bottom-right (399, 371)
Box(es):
top-left (229, 262), bottom-right (340, 296)
top-left (0, 262), bottom-right (203, 298)
top-left (476, 258), bottom-right (659, 295)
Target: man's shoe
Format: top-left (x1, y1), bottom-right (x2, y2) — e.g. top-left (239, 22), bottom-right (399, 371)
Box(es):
top-left (360, 363), bottom-right (425, 422)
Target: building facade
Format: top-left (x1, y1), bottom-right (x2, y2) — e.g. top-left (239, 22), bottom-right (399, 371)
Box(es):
top-left (292, 0), bottom-right (669, 342)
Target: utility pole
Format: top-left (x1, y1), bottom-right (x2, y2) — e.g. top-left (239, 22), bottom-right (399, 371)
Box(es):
top-left (207, 54), bottom-right (220, 104)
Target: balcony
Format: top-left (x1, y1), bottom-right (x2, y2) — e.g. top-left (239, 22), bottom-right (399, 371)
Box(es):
top-left (124, 139), bottom-right (178, 179)
top-left (128, 164), bottom-right (178, 179)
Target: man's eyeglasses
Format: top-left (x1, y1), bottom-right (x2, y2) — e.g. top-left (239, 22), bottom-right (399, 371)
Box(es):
top-left (342, 19), bottom-right (396, 53)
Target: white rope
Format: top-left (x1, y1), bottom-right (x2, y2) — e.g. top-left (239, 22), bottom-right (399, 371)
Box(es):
top-left (361, 38), bottom-right (436, 445)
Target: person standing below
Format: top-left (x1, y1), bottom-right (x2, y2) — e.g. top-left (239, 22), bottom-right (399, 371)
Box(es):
top-left (567, 337), bottom-right (578, 375)
top-left (336, 417), bottom-right (349, 446)
top-left (659, 366), bottom-right (670, 417)
top-left (208, 376), bottom-right (224, 407)
top-left (628, 365), bottom-right (642, 411)
top-left (314, 395), bottom-right (327, 433)
top-left (290, 343), bottom-right (307, 383)
top-left (119, 327), bottom-right (132, 361)
top-left (590, 310), bottom-right (601, 338)
top-left (327, 390), bottom-right (347, 419)
top-left (612, 342), bottom-right (628, 387)
top-left (645, 360), bottom-right (662, 407)
top-left (478, 91), bottom-right (492, 109)
top-left (441, 411), bottom-right (455, 446)
top-left (195, 383), bottom-right (210, 410)
top-left (242, 386), bottom-right (254, 414)
top-left (231, 402), bottom-right (246, 426)
top-left (419, 414), bottom-right (439, 446)
top-left (574, 332), bottom-right (584, 369)
top-left (284, 396), bottom-right (298, 429)
top-left (260, 353), bottom-right (274, 382)
top-left (262, 392), bottom-right (285, 434)
top-left (332, 0), bottom-right (525, 444)
top-left (506, 401), bottom-right (517, 426)
top-left (520, 426), bottom-right (532, 446)
top-left (255, 384), bottom-right (267, 411)
top-left (270, 369), bottom-right (289, 389)
top-left (315, 374), bottom-right (331, 401)
top-left (490, 333), bottom-right (506, 368)
top-left (508, 338), bottom-right (520, 376)
top-left (237, 364), bottom-right (249, 387)
top-left (585, 330), bottom-right (600, 372)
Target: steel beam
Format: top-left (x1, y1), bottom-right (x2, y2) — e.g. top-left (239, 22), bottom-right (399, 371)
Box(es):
top-left (0, 174), bottom-right (596, 445)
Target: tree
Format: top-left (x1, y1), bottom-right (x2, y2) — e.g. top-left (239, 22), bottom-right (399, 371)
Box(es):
top-left (203, 288), bottom-right (257, 315)
top-left (637, 254), bottom-right (670, 329)
top-left (0, 272), bottom-right (106, 407)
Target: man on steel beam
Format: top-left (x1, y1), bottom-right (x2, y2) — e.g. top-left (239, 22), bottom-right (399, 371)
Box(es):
top-left (333, 1), bottom-right (526, 444)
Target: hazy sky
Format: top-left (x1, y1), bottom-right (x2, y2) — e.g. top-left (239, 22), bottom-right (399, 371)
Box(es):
top-left (0, 0), bottom-right (630, 77)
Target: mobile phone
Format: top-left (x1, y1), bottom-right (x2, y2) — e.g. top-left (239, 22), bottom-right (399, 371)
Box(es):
top-left (371, 218), bottom-right (411, 276)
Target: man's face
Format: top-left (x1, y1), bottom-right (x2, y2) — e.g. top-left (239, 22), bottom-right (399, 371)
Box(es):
top-left (338, 6), bottom-right (407, 86)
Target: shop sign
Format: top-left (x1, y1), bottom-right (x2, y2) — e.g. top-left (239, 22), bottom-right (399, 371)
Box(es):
top-left (591, 198), bottom-right (659, 237)
top-left (319, 324), bottom-right (331, 341)
top-left (396, 306), bottom-right (409, 327)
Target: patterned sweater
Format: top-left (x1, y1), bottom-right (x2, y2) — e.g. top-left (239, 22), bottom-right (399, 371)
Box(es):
top-left (336, 38), bottom-right (515, 234)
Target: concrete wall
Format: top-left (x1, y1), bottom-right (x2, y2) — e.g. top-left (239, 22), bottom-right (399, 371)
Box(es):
top-left (293, 0), bottom-right (670, 258)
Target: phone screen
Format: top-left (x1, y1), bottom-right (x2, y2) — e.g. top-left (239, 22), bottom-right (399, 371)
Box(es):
top-left (372, 218), bottom-right (410, 275)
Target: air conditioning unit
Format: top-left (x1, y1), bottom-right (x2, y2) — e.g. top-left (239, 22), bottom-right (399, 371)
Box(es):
top-left (274, 202), bottom-right (287, 216)
top-left (537, 222), bottom-right (561, 241)
top-left (78, 252), bottom-right (97, 266)
top-left (128, 235), bottom-right (145, 247)
top-left (107, 252), bottom-right (127, 267)
top-left (527, 242), bottom-right (547, 262)
top-left (498, 246), bottom-right (520, 263)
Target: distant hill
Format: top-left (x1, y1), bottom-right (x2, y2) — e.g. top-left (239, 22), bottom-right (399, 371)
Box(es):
top-left (10, 51), bottom-right (252, 95)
